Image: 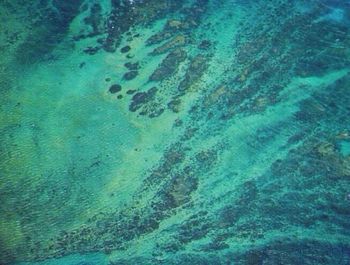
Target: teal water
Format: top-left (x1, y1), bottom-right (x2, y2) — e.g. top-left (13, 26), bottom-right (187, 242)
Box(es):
top-left (1, 0), bottom-right (350, 264)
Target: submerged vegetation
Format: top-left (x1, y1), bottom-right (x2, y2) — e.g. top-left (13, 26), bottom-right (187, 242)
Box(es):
top-left (0, 0), bottom-right (350, 264)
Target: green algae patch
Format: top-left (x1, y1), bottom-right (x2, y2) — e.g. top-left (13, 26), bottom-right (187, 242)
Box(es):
top-left (339, 140), bottom-right (350, 157)
top-left (0, 214), bottom-right (25, 263)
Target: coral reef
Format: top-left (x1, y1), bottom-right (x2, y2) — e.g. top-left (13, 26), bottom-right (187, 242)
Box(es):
top-left (1, 0), bottom-right (350, 264)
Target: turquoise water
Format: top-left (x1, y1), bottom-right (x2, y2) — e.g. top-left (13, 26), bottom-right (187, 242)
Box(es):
top-left (0, 0), bottom-right (350, 264)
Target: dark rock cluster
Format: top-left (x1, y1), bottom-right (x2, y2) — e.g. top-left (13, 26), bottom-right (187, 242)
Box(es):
top-left (129, 87), bottom-right (158, 112)
top-left (149, 48), bottom-right (187, 81)
top-left (178, 54), bottom-right (209, 92)
top-left (108, 84), bottom-right (122, 94)
top-left (123, 70), bottom-right (138, 81)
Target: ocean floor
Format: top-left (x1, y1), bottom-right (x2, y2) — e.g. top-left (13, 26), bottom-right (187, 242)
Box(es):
top-left (1, 0), bottom-right (350, 264)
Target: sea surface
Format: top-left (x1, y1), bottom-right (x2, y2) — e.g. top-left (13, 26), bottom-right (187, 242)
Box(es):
top-left (0, 0), bottom-right (350, 264)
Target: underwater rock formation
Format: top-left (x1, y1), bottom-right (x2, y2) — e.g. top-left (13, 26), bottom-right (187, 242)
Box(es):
top-left (1, 0), bottom-right (350, 264)
top-left (149, 48), bottom-right (187, 81)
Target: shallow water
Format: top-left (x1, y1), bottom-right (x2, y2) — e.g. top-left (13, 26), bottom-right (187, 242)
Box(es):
top-left (0, 0), bottom-right (350, 264)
